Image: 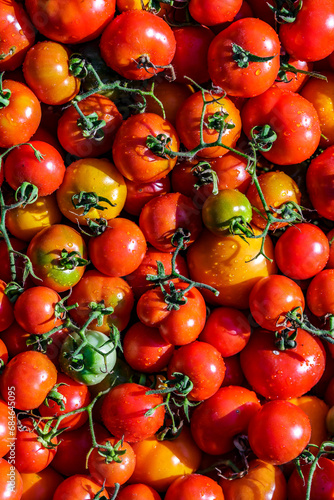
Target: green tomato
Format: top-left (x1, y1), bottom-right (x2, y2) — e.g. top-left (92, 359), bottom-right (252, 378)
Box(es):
top-left (202, 188), bottom-right (252, 236)
top-left (59, 330), bottom-right (117, 386)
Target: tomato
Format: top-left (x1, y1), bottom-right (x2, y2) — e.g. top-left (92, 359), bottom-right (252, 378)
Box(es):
top-left (129, 426), bottom-right (202, 492)
top-left (0, 322), bottom-right (31, 359)
top-left (117, 484), bottom-right (161, 500)
top-left (220, 459), bottom-right (287, 500)
top-left (38, 373), bottom-right (91, 430)
top-left (289, 395), bottom-right (329, 448)
top-left (0, 458), bottom-right (23, 500)
top-left (0, 398), bottom-right (16, 458)
top-left (279, 0), bottom-right (334, 62)
top-left (14, 286), bottom-right (63, 335)
top-left (144, 81), bottom-right (192, 126)
top-left (21, 467), bottom-right (63, 500)
top-left (306, 145), bottom-right (334, 220)
top-left (249, 275), bottom-right (305, 331)
top-left (0, 0), bottom-right (35, 72)
top-left (5, 193), bottom-right (62, 242)
top-left (240, 328), bottom-right (326, 400)
top-left (175, 90), bottom-right (241, 158)
top-left (208, 18), bottom-right (280, 98)
top-left (88, 218), bottom-right (147, 277)
top-left (188, 0), bottom-right (243, 26)
top-left (306, 269), bottom-right (334, 317)
top-left (60, 329), bottom-right (117, 386)
top-left (112, 113), bottom-right (179, 183)
top-left (100, 10), bottom-right (176, 80)
top-left (123, 322), bottom-right (174, 373)
top-left (88, 437), bottom-right (136, 486)
top-left (139, 192), bottom-right (202, 252)
top-left (56, 157), bottom-right (127, 225)
top-left (241, 87), bottom-right (321, 165)
top-left (67, 270), bottom-right (134, 334)
top-left (199, 307), bottom-right (251, 357)
top-left (124, 176), bottom-right (171, 216)
top-left (0, 280), bottom-right (14, 332)
top-left (57, 93), bottom-right (123, 157)
top-left (137, 283), bottom-right (207, 346)
top-left (287, 457), bottom-right (334, 500)
top-left (52, 474), bottom-right (110, 500)
top-left (190, 385), bottom-right (261, 455)
top-left (4, 140), bottom-right (65, 197)
top-left (100, 382), bottom-right (165, 443)
top-left (245, 170), bottom-right (301, 230)
top-left (171, 26), bottom-right (215, 84)
top-left (275, 55), bottom-right (314, 93)
top-left (26, 224), bottom-right (88, 292)
top-left (25, 0), bottom-right (116, 44)
top-left (0, 79), bottom-right (41, 148)
top-left (202, 188), bottom-right (252, 236)
top-left (275, 223), bottom-right (329, 280)
top-left (186, 227), bottom-right (277, 309)
top-left (0, 350), bottom-right (57, 410)
top-left (164, 474), bottom-right (224, 500)
top-left (221, 354), bottom-right (246, 387)
top-left (23, 41), bottom-right (80, 105)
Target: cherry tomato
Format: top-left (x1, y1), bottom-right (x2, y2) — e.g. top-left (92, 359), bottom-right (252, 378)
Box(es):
top-left (188, 0), bottom-right (243, 26)
top-left (0, 398), bottom-right (16, 458)
top-left (164, 473), bottom-right (225, 500)
top-left (116, 484), bottom-right (161, 500)
top-left (306, 269), bottom-right (334, 317)
top-left (306, 145), bottom-right (334, 220)
top-left (0, 458), bottom-right (23, 500)
top-left (275, 55), bottom-right (314, 93)
top-left (289, 395), bottom-right (329, 448)
top-left (52, 474), bottom-right (110, 500)
top-left (287, 457), bottom-right (334, 500)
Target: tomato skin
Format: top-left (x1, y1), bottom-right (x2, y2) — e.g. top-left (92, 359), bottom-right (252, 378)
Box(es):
top-left (190, 385), bottom-right (261, 455)
top-left (52, 474), bottom-right (110, 500)
top-left (100, 10), bottom-right (176, 80)
top-left (88, 218), bottom-right (147, 277)
top-left (306, 145), bottom-right (334, 220)
top-left (306, 269), bottom-right (334, 317)
top-left (241, 87), bottom-right (321, 165)
top-left (139, 192), bottom-right (202, 252)
top-left (101, 383), bottom-right (165, 443)
top-left (124, 176), bottom-right (171, 216)
top-left (188, 0), bottom-right (243, 26)
top-left (0, 399), bottom-right (16, 458)
top-left (0, 351), bottom-right (57, 410)
top-left (0, 80), bottom-right (41, 148)
top-left (275, 223), bottom-right (329, 280)
top-left (56, 158), bottom-right (127, 225)
top-left (220, 459), bottom-right (287, 500)
top-left (26, 0), bottom-right (116, 44)
top-left (290, 395), bottom-right (329, 448)
top-left (116, 484), bottom-right (161, 500)
top-left (0, 458), bottom-right (23, 500)
top-left (21, 466), bottom-right (64, 500)
top-left (240, 328), bottom-right (326, 400)
top-left (279, 0), bottom-right (334, 62)
top-left (287, 457), bottom-right (334, 500)
top-left (112, 113), bottom-right (179, 183)
top-left (208, 18), bottom-right (281, 98)
top-left (164, 474), bottom-right (224, 500)
top-left (175, 91), bottom-right (241, 158)
top-left (57, 93), bottom-right (123, 157)
top-left (27, 224), bottom-right (88, 292)
top-left (186, 228), bottom-right (277, 309)
top-left (23, 41), bottom-right (80, 105)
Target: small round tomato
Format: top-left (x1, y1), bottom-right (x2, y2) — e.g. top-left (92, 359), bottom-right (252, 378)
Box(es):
top-left (23, 41), bottom-right (80, 105)
top-left (208, 18), bottom-right (281, 97)
top-left (100, 10), bottom-right (176, 80)
top-left (0, 399), bottom-right (16, 458)
top-left (116, 484), bottom-right (161, 500)
top-left (129, 427), bottom-right (202, 492)
top-left (248, 400), bottom-right (311, 465)
top-left (57, 93), bottom-right (123, 157)
top-left (88, 218), bottom-right (147, 277)
top-left (202, 188), bottom-right (252, 236)
top-left (241, 87), bottom-right (321, 165)
top-left (0, 351), bottom-right (57, 410)
top-left (52, 474), bottom-right (110, 500)
top-left (0, 458), bottom-right (23, 500)
top-left (175, 90), bottom-right (241, 158)
top-left (26, 224), bottom-right (88, 292)
top-left (101, 383), bottom-right (165, 443)
top-left (112, 113), bottom-right (179, 183)
top-left (164, 474), bottom-right (224, 500)
top-left (306, 145), bottom-right (334, 220)
top-left (306, 269), bottom-right (334, 317)
top-left (56, 157), bottom-right (127, 225)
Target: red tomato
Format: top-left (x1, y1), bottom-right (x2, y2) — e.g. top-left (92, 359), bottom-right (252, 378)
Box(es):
top-left (241, 87), bottom-right (321, 165)
top-left (248, 400), bottom-right (311, 465)
top-left (25, 0), bottom-right (116, 44)
top-left (100, 10), bottom-right (176, 80)
top-left (117, 484), bottom-right (161, 500)
top-left (190, 385), bottom-right (261, 455)
top-left (275, 55), bottom-right (314, 93)
top-left (0, 458), bottom-right (22, 500)
top-left (0, 398), bottom-right (16, 458)
top-left (208, 18), bottom-right (281, 97)
top-left (52, 474), bottom-right (109, 500)
top-left (88, 218), bottom-right (147, 277)
top-left (124, 176), bottom-right (171, 216)
top-left (306, 269), bottom-right (334, 317)
top-left (188, 0), bottom-right (243, 26)
top-left (306, 145), bottom-right (334, 220)
top-left (287, 457), bottom-right (334, 500)
top-left (164, 474), bottom-right (224, 500)
top-left (0, 351), bottom-right (57, 410)
top-left (221, 355), bottom-right (246, 387)
top-left (240, 328), bottom-right (326, 400)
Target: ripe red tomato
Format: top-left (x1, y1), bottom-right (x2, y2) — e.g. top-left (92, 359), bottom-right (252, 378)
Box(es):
top-left (0, 458), bottom-right (22, 500)
top-left (288, 457), bottom-right (334, 500)
top-left (306, 145), bottom-right (334, 220)
top-left (164, 474), bottom-right (224, 500)
top-left (100, 10), bottom-right (176, 80)
top-left (188, 0), bottom-right (243, 26)
top-left (306, 269), bottom-right (334, 317)
top-left (117, 484), bottom-right (161, 500)
top-left (208, 18), bottom-right (281, 97)
top-left (0, 398), bottom-right (16, 458)
top-left (52, 474), bottom-right (110, 500)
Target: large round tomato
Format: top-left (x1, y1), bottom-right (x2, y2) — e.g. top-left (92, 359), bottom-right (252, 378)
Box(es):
top-left (186, 227), bottom-right (277, 309)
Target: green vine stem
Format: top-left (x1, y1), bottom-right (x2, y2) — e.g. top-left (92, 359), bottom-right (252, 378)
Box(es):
top-left (282, 308), bottom-right (334, 345)
top-left (305, 441), bottom-right (334, 500)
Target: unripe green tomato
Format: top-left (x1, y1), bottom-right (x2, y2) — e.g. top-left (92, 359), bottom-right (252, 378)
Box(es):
top-left (202, 188), bottom-right (252, 236)
top-left (59, 330), bottom-right (117, 386)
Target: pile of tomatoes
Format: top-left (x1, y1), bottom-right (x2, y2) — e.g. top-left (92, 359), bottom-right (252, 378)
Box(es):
top-left (1, 0), bottom-right (334, 498)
